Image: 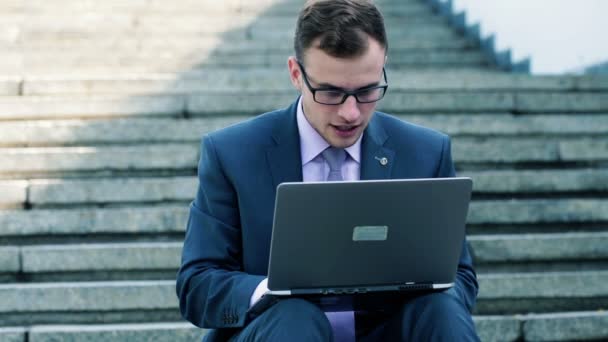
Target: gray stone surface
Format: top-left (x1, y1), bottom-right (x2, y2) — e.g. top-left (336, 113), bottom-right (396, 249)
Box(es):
top-left (0, 327), bottom-right (25, 342)
top-left (0, 280), bottom-right (176, 312)
top-left (0, 95), bottom-right (185, 120)
top-left (478, 271), bottom-right (608, 299)
top-left (469, 199), bottom-right (608, 224)
top-left (19, 70), bottom-right (579, 96)
top-left (560, 138), bottom-right (608, 161)
top-left (0, 117), bottom-right (240, 146)
top-left (0, 205), bottom-right (187, 237)
top-left (523, 311), bottom-right (608, 341)
top-left (1, 199), bottom-right (605, 238)
top-left (4, 36), bottom-right (473, 57)
top-left (516, 92), bottom-right (608, 112)
top-left (576, 74), bottom-right (608, 90)
top-left (187, 93), bottom-right (296, 115)
top-left (469, 232), bottom-right (608, 263)
top-left (0, 77), bottom-right (19, 95)
top-left (1, 0), bottom-right (422, 15)
top-left (463, 169), bottom-right (608, 193)
top-left (0, 246), bottom-right (20, 272)
top-left (390, 72), bottom-right (579, 91)
top-left (0, 180), bottom-right (27, 206)
top-left (473, 316), bottom-right (521, 342)
top-left (22, 170), bottom-right (608, 204)
top-left (21, 242), bottom-right (181, 272)
top-left (0, 144), bottom-right (198, 174)
top-left (29, 323), bottom-right (206, 342)
top-left (2, 115), bottom-right (608, 147)
top-left (379, 92), bottom-right (515, 113)
top-left (452, 137), bottom-right (560, 163)
top-left (28, 177), bottom-right (197, 205)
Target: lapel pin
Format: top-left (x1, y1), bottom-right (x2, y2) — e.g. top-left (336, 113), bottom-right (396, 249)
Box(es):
top-left (375, 156), bottom-right (389, 166)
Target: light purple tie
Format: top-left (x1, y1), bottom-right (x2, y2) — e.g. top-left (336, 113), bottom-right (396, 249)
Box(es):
top-left (322, 147), bottom-right (346, 181)
top-left (321, 147), bottom-right (355, 341)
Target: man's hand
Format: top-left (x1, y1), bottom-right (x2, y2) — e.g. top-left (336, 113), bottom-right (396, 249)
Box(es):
top-left (250, 278), bottom-right (269, 307)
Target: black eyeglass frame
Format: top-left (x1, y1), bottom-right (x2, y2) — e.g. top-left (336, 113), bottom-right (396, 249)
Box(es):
top-left (297, 61), bottom-right (389, 105)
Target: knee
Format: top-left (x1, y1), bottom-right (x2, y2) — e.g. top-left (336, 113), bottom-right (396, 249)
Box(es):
top-left (401, 292), bottom-right (479, 341)
top-left (271, 298), bottom-right (328, 322)
top-left (236, 299), bottom-right (332, 342)
top-left (412, 292), bottom-right (465, 319)
top-left (266, 298), bottom-right (332, 333)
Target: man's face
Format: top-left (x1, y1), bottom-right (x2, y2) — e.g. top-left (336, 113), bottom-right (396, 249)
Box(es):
top-left (288, 37), bottom-right (387, 148)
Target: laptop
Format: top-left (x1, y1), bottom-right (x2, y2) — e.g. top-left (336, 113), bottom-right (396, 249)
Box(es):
top-left (248, 177), bottom-right (472, 315)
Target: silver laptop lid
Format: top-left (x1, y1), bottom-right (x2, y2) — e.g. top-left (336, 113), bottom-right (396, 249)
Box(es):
top-left (267, 177), bottom-right (472, 292)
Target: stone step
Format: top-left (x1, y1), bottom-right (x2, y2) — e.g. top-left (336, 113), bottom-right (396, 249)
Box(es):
top-left (0, 272), bottom-right (604, 324)
top-left (0, 312), bottom-right (602, 342)
top-left (0, 327), bottom-right (25, 342)
top-left (0, 246), bottom-right (19, 274)
top-left (2, 137), bottom-right (607, 176)
top-left (0, 77), bottom-right (19, 96)
top-left (0, 201), bottom-right (607, 242)
top-left (27, 323), bottom-right (205, 342)
top-left (1, 313), bottom-right (606, 342)
top-left (475, 311), bottom-right (608, 342)
top-left (521, 311), bottom-right (608, 342)
top-left (4, 28), bottom-right (455, 46)
top-left (0, 205), bottom-right (188, 240)
top-left (1, 114), bottom-right (607, 147)
top-left (0, 181), bottom-right (26, 208)
top-left (1, 92), bottom-right (607, 120)
top-left (188, 92), bottom-right (608, 115)
top-left (465, 169), bottom-right (608, 194)
top-left (19, 242), bottom-right (182, 276)
top-left (469, 232), bottom-right (608, 273)
top-left (0, 280), bottom-right (182, 326)
top-left (25, 177), bottom-right (196, 206)
top-left (0, 144), bottom-right (199, 175)
top-left (0, 36), bottom-right (475, 56)
top-left (0, 94), bottom-right (187, 120)
top-left (476, 271), bottom-right (608, 314)
top-left (0, 0), bottom-right (424, 15)
top-left (0, 233), bottom-right (605, 278)
top-left (0, 14), bottom-right (444, 35)
top-left (469, 199), bottom-right (608, 225)
top-left (1, 169), bottom-right (608, 208)
top-left (0, 51), bottom-right (486, 73)
top-left (13, 71), bottom-right (606, 97)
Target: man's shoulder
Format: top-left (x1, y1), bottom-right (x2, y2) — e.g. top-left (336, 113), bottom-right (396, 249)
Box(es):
top-left (374, 111), bottom-right (448, 143)
top-left (207, 105), bottom-right (293, 145)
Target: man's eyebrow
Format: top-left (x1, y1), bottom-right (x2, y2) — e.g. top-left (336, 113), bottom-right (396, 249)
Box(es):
top-left (314, 80), bottom-right (381, 91)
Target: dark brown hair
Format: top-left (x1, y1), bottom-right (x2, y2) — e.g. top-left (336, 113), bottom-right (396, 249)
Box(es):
top-left (294, 0), bottom-right (388, 63)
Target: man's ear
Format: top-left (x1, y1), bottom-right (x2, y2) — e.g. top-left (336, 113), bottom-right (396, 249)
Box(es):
top-left (287, 56), bottom-right (302, 91)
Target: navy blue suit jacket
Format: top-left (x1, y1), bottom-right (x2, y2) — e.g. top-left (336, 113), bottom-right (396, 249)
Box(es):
top-left (176, 99), bottom-right (478, 337)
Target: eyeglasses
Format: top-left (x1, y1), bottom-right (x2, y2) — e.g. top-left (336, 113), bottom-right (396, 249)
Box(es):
top-left (297, 61), bottom-right (389, 105)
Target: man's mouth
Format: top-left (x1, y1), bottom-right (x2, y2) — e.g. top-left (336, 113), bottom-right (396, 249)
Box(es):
top-left (332, 125), bottom-right (359, 137)
top-left (333, 125), bottom-right (357, 132)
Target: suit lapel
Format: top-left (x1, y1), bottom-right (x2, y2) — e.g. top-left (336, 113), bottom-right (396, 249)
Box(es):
top-left (265, 104), bottom-right (394, 185)
top-left (266, 100), bottom-right (303, 190)
top-left (360, 115), bottom-right (395, 180)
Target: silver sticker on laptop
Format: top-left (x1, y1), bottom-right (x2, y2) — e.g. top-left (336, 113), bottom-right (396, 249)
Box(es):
top-left (352, 226), bottom-right (388, 241)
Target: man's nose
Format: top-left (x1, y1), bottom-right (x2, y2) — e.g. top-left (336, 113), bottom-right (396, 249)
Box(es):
top-left (338, 95), bottom-right (361, 122)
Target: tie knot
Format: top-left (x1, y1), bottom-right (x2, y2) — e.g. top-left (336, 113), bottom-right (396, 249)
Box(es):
top-left (322, 147), bottom-right (347, 173)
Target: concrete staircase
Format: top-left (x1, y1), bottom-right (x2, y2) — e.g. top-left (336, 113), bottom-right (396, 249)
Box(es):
top-left (1, 0), bottom-right (607, 341)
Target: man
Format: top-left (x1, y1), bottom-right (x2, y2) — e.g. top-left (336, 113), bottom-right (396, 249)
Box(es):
top-left (177, 0), bottom-right (479, 341)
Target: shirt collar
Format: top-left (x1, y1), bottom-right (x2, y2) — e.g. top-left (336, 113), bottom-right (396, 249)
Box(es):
top-left (296, 97), bottom-right (362, 165)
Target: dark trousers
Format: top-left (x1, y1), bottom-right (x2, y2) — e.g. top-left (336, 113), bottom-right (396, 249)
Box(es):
top-left (225, 292), bottom-right (480, 342)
